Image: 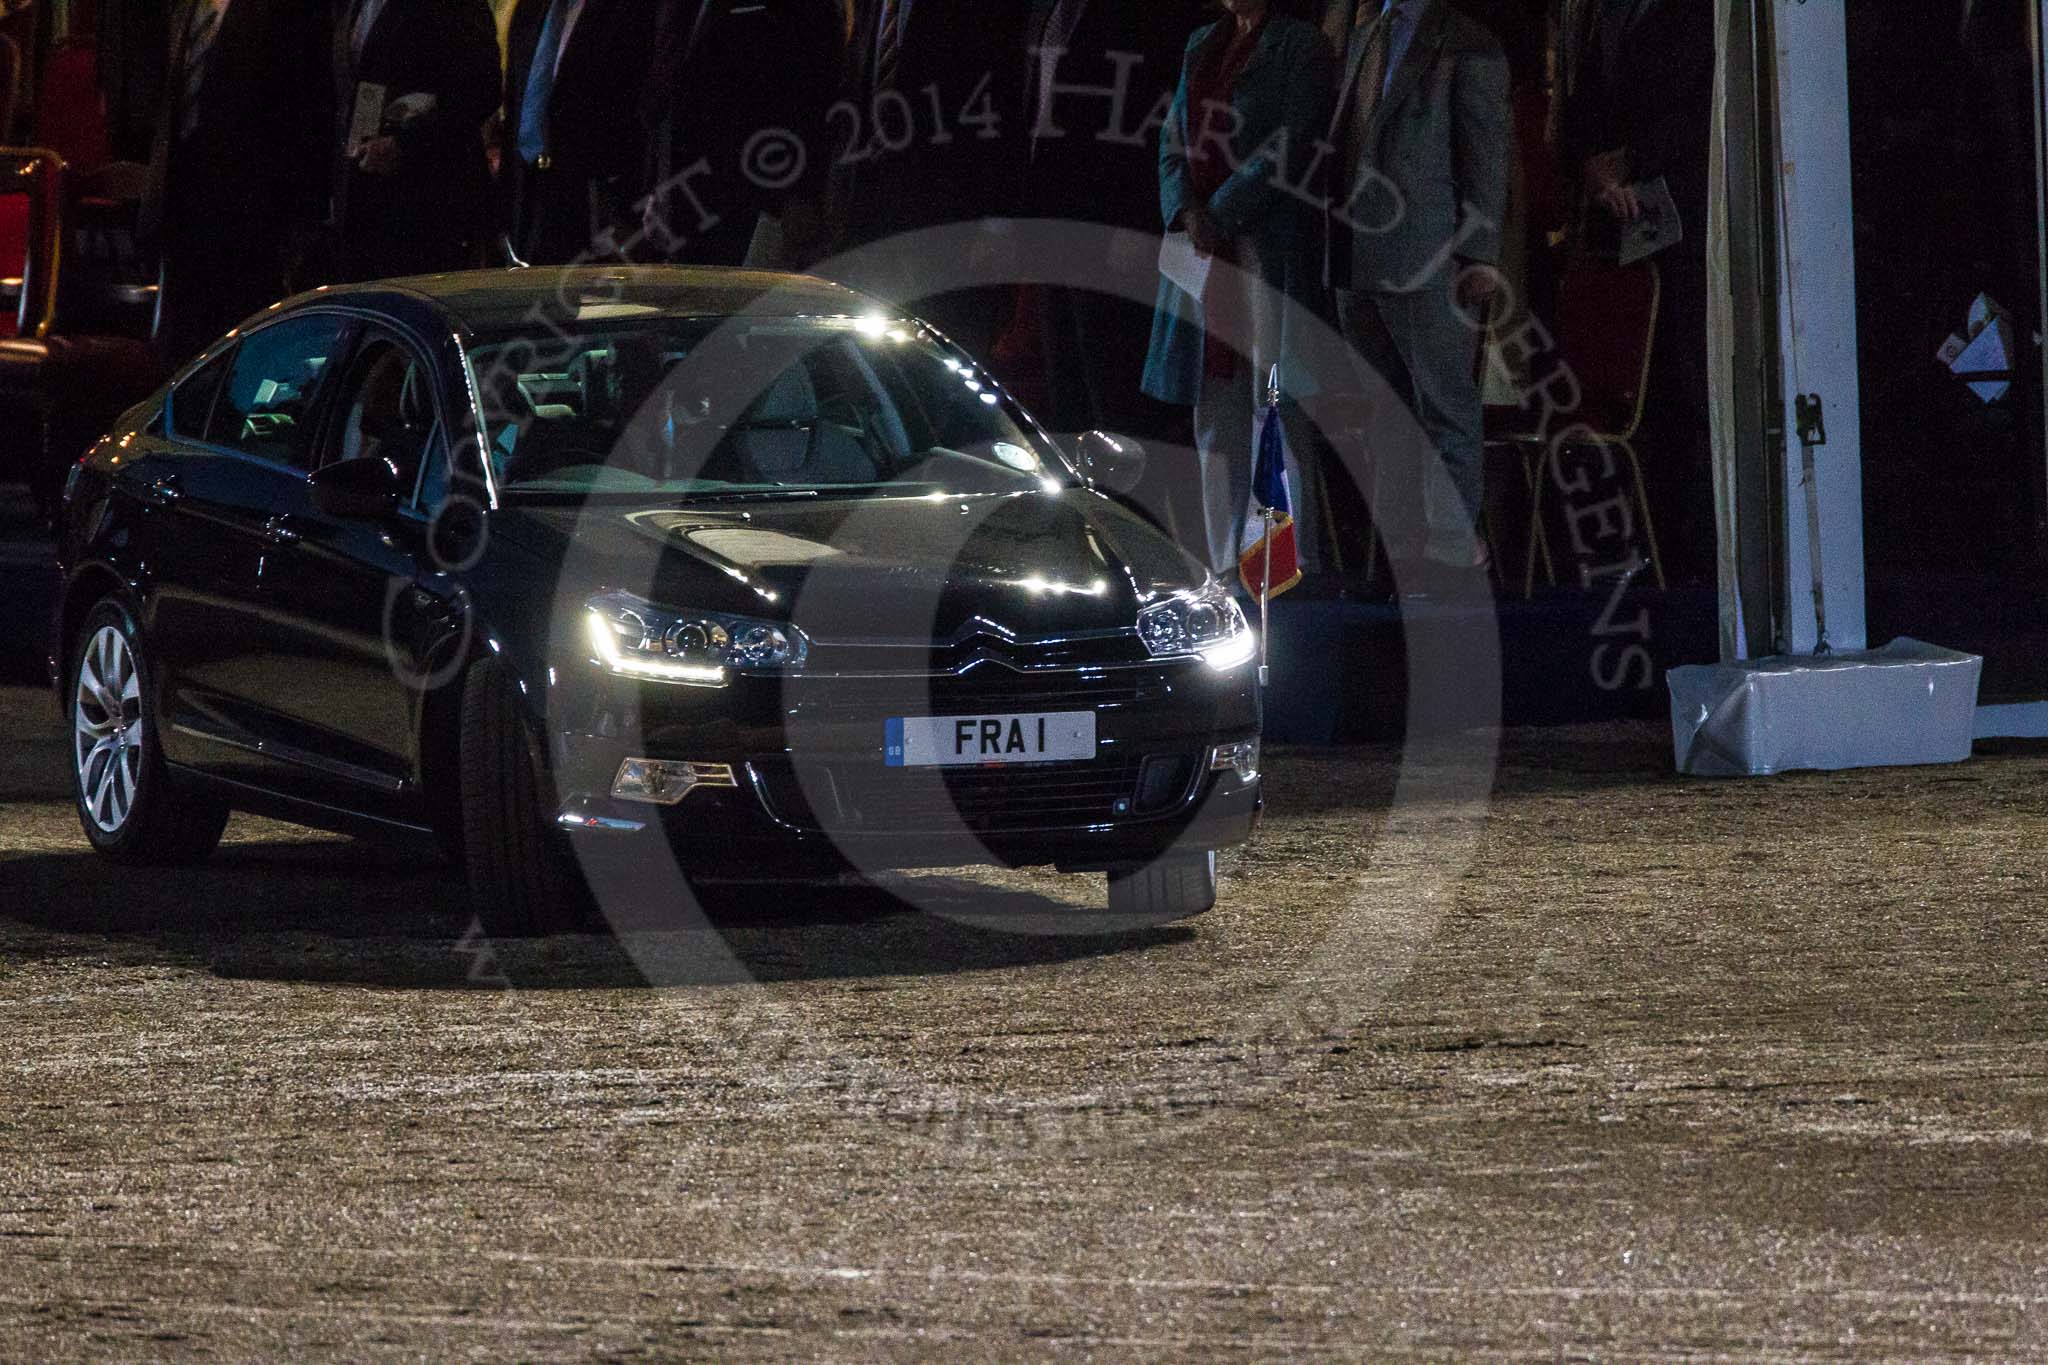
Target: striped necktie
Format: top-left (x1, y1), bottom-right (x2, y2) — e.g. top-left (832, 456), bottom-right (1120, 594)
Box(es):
top-left (1034, 0), bottom-right (1087, 137)
top-left (873, 0), bottom-right (905, 95)
top-left (1357, 1), bottom-right (1398, 122)
top-left (351, 0), bottom-right (388, 60)
top-left (517, 0), bottom-right (574, 166)
top-left (180, 0), bottom-right (230, 140)
top-left (1341, 3), bottom-right (1395, 175)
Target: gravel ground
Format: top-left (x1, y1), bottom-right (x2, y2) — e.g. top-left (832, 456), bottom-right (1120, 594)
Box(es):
top-left (2, 681), bottom-right (2046, 1360)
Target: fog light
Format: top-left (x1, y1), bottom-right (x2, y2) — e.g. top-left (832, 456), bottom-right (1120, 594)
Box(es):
top-left (1209, 739), bottom-right (1260, 784)
top-left (611, 758), bottom-right (737, 806)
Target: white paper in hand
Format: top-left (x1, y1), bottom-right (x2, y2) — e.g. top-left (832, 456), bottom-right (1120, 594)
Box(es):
top-left (1618, 176), bottom-right (1683, 267)
top-left (1158, 230), bottom-right (1212, 301)
top-left (386, 92), bottom-right (440, 127)
top-left (348, 82), bottom-right (388, 154)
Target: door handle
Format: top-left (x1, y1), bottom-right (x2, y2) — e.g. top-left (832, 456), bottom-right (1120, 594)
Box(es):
top-left (262, 515), bottom-right (301, 546)
top-left (140, 473), bottom-right (182, 507)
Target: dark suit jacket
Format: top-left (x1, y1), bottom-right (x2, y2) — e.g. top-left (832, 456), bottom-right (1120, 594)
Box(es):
top-left (335, 0), bottom-right (500, 280)
top-left (1559, 0), bottom-right (1712, 228)
top-left (97, 0), bottom-right (172, 162)
top-left (1012, 0), bottom-right (1204, 230)
top-left (639, 0), bottom-right (843, 261)
top-left (833, 0), bottom-right (1026, 247)
top-left (503, 0), bottom-right (660, 263)
top-left (145, 0), bottom-right (335, 244)
top-left (1324, 0), bottom-right (1511, 293)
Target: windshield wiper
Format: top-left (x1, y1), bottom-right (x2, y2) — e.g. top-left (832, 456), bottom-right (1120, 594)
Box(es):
top-left (681, 487), bottom-right (828, 504)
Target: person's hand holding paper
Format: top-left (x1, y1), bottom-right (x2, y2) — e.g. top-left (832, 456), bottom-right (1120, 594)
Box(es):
top-left (1586, 149), bottom-right (1641, 221)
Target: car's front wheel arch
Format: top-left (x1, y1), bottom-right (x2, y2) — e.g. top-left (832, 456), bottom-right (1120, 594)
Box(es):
top-left (457, 654), bottom-right (589, 936)
top-left (413, 606), bottom-right (551, 864)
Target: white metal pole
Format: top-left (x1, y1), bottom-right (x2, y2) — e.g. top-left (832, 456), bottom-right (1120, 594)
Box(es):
top-left (1769, 0), bottom-right (1867, 654)
top-left (1259, 508), bottom-right (1273, 690)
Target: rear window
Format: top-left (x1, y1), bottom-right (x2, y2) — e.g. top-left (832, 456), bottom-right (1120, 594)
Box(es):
top-left (169, 348), bottom-right (230, 440)
top-left (206, 314), bottom-right (351, 470)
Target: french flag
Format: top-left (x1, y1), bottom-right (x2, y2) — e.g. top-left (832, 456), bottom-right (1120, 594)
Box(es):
top-left (1238, 391), bottom-right (1302, 600)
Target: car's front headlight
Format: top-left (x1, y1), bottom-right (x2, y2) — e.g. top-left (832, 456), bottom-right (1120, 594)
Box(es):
top-left (1136, 580), bottom-right (1256, 670)
top-left (584, 591), bottom-right (807, 686)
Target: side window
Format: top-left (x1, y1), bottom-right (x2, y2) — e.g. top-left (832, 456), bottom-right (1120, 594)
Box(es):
top-left (324, 332), bottom-right (447, 511)
top-left (208, 314), bottom-right (351, 470)
top-left (413, 429), bottom-right (452, 514)
top-left (170, 347), bottom-right (232, 441)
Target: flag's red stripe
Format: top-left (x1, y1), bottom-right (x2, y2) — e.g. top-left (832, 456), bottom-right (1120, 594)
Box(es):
top-left (1238, 518), bottom-right (1301, 599)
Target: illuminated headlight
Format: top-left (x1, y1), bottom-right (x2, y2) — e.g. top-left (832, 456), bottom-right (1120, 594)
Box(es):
top-left (1137, 581), bottom-right (1256, 670)
top-left (584, 591), bottom-right (807, 686)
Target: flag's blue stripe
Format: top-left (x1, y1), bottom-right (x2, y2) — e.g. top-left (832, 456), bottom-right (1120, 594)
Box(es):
top-left (1254, 406), bottom-right (1292, 514)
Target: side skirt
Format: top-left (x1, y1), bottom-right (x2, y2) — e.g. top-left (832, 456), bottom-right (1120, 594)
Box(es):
top-left (166, 763), bottom-right (441, 851)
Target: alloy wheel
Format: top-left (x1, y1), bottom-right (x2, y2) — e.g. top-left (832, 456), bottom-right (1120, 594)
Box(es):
top-left (74, 625), bottom-right (144, 834)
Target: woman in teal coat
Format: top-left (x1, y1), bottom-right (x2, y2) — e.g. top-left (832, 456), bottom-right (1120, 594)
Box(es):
top-left (1141, 0), bottom-right (1332, 577)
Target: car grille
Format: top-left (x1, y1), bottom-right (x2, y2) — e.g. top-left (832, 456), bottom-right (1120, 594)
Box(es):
top-left (748, 752), bottom-right (1201, 835)
top-left (784, 665), bottom-right (1172, 726)
top-left (803, 629), bottom-right (1147, 677)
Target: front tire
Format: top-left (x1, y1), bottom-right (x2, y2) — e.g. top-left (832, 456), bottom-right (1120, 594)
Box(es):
top-left (69, 600), bottom-right (228, 864)
top-left (459, 658), bottom-right (588, 937)
top-left (1106, 849), bottom-right (1218, 923)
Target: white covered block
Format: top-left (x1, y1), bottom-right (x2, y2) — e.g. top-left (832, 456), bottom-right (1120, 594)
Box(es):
top-left (1669, 639), bottom-right (1983, 776)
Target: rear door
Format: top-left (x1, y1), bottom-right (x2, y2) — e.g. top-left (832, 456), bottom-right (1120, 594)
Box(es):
top-left (135, 343), bottom-right (265, 780)
top-left (144, 312), bottom-right (356, 786)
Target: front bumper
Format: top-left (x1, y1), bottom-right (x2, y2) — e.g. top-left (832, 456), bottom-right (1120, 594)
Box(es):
top-left (546, 656), bottom-right (1262, 874)
top-left (557, 770), bottom-right (1261, 874)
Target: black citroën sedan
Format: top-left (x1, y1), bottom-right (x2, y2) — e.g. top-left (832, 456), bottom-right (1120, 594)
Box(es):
top-left (51, 268), bottom-right (1262, 935)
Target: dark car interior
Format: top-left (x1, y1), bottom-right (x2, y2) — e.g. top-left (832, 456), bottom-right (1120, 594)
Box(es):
top-left (480, 324), bottom-right (1060, 497)
top-left (167, 317), bottom-right (449, 515)
top-left (166, 314), bottom-right (347, 471)
top-left (330, 339), bottom-right (439, 500)
top-left (493, 335), bottom-right (891, 490)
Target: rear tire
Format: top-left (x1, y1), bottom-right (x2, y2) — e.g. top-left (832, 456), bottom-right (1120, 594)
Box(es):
top-left (459, 657), bottom-right (588, 937)
top-left (1105, 849), bottom-right (1218, 924)
top-left (69, 600), bottom-right (228, 865)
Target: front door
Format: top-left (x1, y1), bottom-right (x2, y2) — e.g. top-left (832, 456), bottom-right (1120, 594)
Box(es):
top-left (248, 328), bottom-right (459, 820)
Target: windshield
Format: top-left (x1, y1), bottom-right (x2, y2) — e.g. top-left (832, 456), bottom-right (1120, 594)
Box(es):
top-left (467, 314), bottom-right (1076, 499)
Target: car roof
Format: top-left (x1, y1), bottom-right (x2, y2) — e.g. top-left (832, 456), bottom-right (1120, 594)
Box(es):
top-left (277, 265), bottom-right (880, 336)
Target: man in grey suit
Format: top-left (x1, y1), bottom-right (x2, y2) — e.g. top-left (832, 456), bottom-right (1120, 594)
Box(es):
top-left (1323, 0), bottom-right (1510, 575)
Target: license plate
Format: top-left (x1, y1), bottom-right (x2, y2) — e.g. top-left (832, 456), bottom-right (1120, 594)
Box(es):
top-left (885, 712), bottom-right (1097, 767)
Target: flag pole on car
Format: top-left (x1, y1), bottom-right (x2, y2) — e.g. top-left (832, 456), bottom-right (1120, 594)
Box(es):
top-left (1242, 364), bottom-right (1302, 690)
top-left (1261, 500), bottom-right (1272, 690)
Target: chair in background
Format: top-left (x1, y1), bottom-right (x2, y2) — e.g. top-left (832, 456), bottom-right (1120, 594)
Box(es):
top-left (1487, 253), bottom-right (1663, 596)
top-left (0, 34), bottom-right (23, 146)
top-left (0, 145), bottom-right (63, 341)
top-left (33, 36), bottom-right (109, 174)
top-left (64, 157), bottom-right (155, 335)
top-left (0, 144), bottom-right (164, 524)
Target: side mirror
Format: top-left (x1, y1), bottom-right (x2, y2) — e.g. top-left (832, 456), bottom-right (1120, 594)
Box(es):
top-left (311, 455), bottom-right (405, 521)
top-left (1075, 429), bottom-right (1146, 494)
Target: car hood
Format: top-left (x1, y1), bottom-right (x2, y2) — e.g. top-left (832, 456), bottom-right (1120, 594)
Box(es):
top-left (490, 489), bottom-right (1208, 643)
